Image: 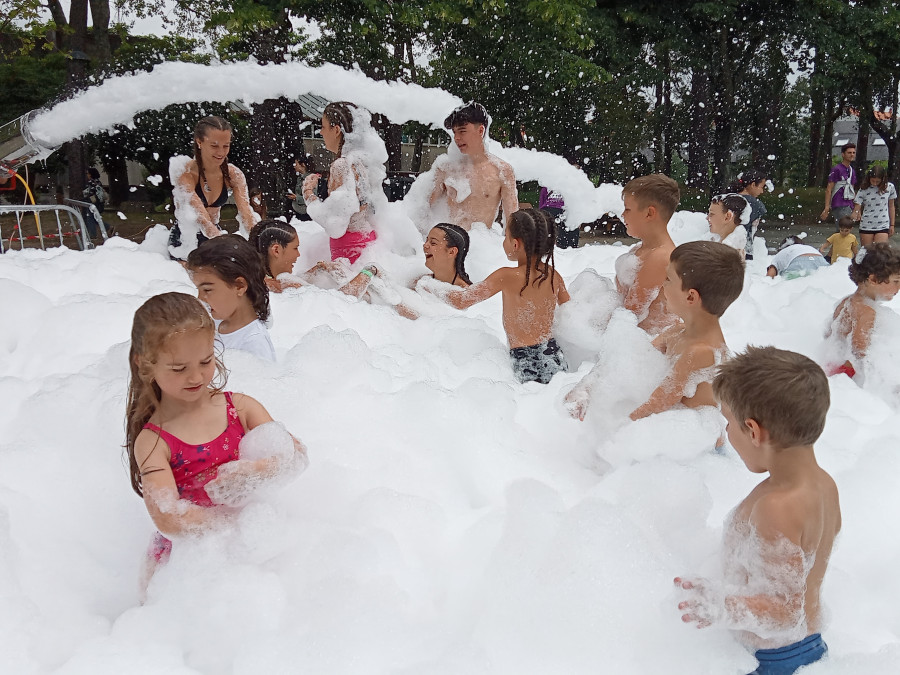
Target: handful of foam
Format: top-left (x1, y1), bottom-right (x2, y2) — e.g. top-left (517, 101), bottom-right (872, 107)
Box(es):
top-left (205, 421), bottom-right (308, 507)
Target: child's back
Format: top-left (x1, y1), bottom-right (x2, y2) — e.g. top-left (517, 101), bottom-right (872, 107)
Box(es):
top-left (498, 263), bottom-right (567, 348)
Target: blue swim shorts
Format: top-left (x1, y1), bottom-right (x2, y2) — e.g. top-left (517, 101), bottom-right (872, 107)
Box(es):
top-left (750, 633), bottom-right (827, 675)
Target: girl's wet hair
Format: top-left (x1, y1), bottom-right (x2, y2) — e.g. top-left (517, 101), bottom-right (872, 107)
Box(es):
top-left (124, 292), bottom-right (227, 497)
top-left (194, 116), bottom-right (233, 191)
top-left (323, 102), bottom-right (357, 156)
top-left (849, 242), bottom-right (900, 284)
top-left (859, 165), bottom-right (889, 194)
top-left (711, 193), bottom-right (750, 225)
top-left (248, 219), bottom-right (298, 277)
top-left (730, 169), bottom-right (766, 193)
top-left (432, 223), bottom-right (472, 285)
top-left (186, 234), bottom-right (270, 322)
top-left (507, 208), bottom-right (557, 295)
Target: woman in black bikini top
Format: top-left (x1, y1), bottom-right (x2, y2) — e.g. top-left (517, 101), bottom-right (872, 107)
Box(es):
top-left (168, 116), bottom-right (258, 259)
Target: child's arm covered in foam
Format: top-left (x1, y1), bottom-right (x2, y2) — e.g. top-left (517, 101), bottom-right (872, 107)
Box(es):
top-left (135, 431), bottom-right (232, 537)
top-left (418, 268), bottom-right (509, 310)
top-left (630, 343), bottom-right (715, 420)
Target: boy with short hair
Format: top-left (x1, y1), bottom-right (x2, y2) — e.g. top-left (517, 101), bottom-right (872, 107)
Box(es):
top-left (617, 174), bottom-right (680, 334)
top-left (429, 102), bottom-right (518, 230)
top-left (819, 216), bottom-right (858, 263)
top-left (629, 241), bottom-right (744, 420)
top-left (676, 346), bottom-right (841, 675)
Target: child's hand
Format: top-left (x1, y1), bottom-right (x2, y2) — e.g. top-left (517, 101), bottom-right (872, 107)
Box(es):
top-left (564, 388), bottom-right (589, 421)
top-left (265, 277), bottom-right (283, 292)
top-left (674, 577), bottom-right (722, 628)
top-left (205, 459), bottom-right (273, 508)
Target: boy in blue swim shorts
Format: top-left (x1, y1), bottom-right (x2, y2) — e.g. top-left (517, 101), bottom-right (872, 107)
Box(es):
top-left (674, 347), bottom-right (841, 675)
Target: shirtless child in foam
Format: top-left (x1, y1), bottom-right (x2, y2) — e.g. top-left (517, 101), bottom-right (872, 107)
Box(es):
top-left (567, 241), bottom-right (743, 421)
top-left (615, 174), bottom-right (680, 333)
top-left (429, 102), bottom-right (519, 230)
top-left (676, 347), bottom-right (841, 675)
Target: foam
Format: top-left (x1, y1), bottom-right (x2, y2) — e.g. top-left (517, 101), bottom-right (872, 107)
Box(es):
top-left (2, 228), bottom-right (898, 672)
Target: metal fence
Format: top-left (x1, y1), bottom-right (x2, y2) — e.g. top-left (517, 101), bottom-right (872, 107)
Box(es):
top-left (0, 203), bottom-right (93, 253)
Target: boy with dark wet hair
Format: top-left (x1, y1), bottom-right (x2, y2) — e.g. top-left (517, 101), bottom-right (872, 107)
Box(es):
top-left (429, 102), bottom-right (518, 231)
top-left (676, 346), bottom-right (841, 675)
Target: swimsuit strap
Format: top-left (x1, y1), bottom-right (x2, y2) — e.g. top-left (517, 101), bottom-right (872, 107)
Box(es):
top-left (142, 391), bottom-right (241, 446)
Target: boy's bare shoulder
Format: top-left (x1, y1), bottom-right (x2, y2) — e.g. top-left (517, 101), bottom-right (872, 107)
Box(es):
top-left (749, 469), bottom-right (839, 543)
top-left (488, 153), bottom-right (515, 176)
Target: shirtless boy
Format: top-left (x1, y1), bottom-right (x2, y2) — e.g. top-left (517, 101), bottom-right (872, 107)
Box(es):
top-left (616, 174), bottom-right (680, 333)
top-left (676, 347), bottom-right (841, 675)
top-left (629, 241), bottom-right (743, 420)
top-left (429, 102), bottom-right (519, 230)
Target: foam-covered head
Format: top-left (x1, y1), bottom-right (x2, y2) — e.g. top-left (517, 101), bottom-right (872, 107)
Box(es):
top-left (322, 101), bottom-right (357, 155)
top-left (713, 346), bottom-right (829, 449)
top-left (670, 241), bottom-right (744, 317)
top-left (187, 234), bottom-right (270, 323)
top-left (125, 293), bottom-right (226, 496)
top-left (622, 174), bottom-right (680, 222)
top-left (710, 194), bottom-right (751, 227)
top-left (849, 242), bottom-right (900, 285)
top-left (730, 168), bottom-right (766, 195)
top-left (249, 220), bottom-right (299, 278)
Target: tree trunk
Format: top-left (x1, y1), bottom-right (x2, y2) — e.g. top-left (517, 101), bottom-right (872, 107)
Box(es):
top-left (820, 96), bottom-right (837, 188)
top-left (807, 77), bottom-right (825, 186)
top-left (88, 0), bottom-right (111, 63)
top-left (100, 153), bottom-right (129, 207)
top-left (412, 129), bottom-right (425, 173)
top-left (687, 69), bottom-right (710, 191)
top-left (63, 0), bottom-right (90, 200)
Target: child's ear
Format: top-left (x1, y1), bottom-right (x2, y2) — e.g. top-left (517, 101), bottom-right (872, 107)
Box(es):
top-left (868, 273), bottom-right (878, 285)
top-left (271, 243), bottom-right (283, 257)
top-left (687, 288), bottom-right (700, 305)
top-left (646, 204), bottom-right (657, 220)
top-left (744, 418), bottom-right (764, 446)
top-left (234, 276), bottom-right (248, 296)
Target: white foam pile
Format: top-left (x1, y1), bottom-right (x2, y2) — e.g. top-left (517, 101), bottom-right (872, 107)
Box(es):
top-left (1, 228), bottom-right (899, 674)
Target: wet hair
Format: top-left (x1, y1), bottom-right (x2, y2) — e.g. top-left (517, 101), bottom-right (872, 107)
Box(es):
top-left (623, 174), bottom-right (680, 221)
top-left (87, 167), bottom-right (101, 180)
top-left (194, 116), bottom-right (233, 191)
top-left (729, 169), bottom-right (766, 193)
top-left (443, 101), bottom-right (489, 130)
top-left (710, 193), bottom-right (750, 225)
top-left (248, 219), bottom-right (298, 277)
top-left (670, 241), bottom-right (744, 317)
top-left (124, 292), bottom-right (227, 497)
top-left (841, 142), bottom-right (857, 154)
top-left (507, 208), bottom-right (556, 294)
top-left (186, 234), bottom-right (270, 322)
top-left (848, 242), bottom-right (900, 285)
top-left (838, 216), bottom-right (854, 230)
top-left (859, 165), bottom-right (889, 194)
top-left (323, 102), bottom-right (357, 156)
top-left (432, 223), bottom-right (472, 286)
top-left (713, 346), bottom-right (829, 448)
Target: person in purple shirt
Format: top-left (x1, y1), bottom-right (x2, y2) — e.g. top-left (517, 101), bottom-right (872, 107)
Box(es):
top-left (820, 143), bottom-right (857, 231)
top-left (540, 185), bottom-right (579, 248)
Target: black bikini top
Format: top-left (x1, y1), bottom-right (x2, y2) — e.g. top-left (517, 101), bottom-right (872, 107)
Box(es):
top-left (195, 180), bottom-right (228, 208)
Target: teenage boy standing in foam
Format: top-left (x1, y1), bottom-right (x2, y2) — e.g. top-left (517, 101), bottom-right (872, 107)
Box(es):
top-left (429, 102), bottom-right (519, 230)
top-left (676, 346), bottom-right (841, 675)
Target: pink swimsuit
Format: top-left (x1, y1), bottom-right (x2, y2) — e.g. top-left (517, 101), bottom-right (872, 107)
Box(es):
top-left (143, 391), bottom-right (244, 561)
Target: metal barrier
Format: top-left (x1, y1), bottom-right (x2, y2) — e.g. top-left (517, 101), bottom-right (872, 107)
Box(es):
top-left (0, 204), bottom-right (90, 253)
top-left (64, 198), bottom-right (110, 241)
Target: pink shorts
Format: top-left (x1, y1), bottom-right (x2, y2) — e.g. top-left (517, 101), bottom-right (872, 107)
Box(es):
top-left (330, 229), bottom-right (376, 264)
top-left (149, 532), bottom-right (172, 564)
